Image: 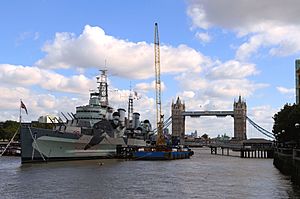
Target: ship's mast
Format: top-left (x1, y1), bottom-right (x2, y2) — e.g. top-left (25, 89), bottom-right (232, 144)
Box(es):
top-left (127, 84), bottom-right (134, 128)
top-left (97, 69), bottom-right (108, 106)
top-left (154, 23), bottom-right (165, 146)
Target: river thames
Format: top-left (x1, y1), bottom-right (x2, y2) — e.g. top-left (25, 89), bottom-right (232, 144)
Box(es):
top-left (0, 148), bottom-right (299, 199)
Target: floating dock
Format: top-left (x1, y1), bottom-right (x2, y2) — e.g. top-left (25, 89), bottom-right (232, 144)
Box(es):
top-left (116, 145), bottom-right (194, 160)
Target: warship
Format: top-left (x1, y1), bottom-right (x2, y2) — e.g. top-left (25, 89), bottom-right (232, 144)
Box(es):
top-left (20, 70), bottom-right (153, 163)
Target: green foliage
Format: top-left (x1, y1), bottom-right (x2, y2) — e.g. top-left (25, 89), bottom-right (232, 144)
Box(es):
top-left (201, 133), bottom-right (209, 140)
top-left (0, 120), bottom-right (19, 140)
top-left (0, 121), bottom-right (55, 140)
top-left (31, 122), bottom-right (54, 129)
top-left (273, 103), bottom-right (300, 143)
top-left (216, 133), bottom-right (230, 141)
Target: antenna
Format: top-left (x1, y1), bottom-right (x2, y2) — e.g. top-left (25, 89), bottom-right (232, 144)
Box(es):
top-left (128, 82), bottom-right (134, 127)
top-left (98, 69), bottom-right (109, 106)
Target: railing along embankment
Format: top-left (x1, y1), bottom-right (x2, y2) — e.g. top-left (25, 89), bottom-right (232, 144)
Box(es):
top-left (273, 148), bottom-right (300, 185)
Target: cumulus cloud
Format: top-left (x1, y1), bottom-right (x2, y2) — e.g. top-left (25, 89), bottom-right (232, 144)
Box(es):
top-left (195, 32), bottom-right (211, 43)
top-left (276, 86), bottom-right (294, 94)
top-left (16, 31), bottom-right (40, 45)
top-left (247, 105), bottom-right (277, 138)
top-left (182, 91), bottom-right (195, 98)
top-left (187, 0), bottom-right (300, 31)
top-left (0, 64), bottom-right (95, 94)
top-left (187, 0), bottom-right (300, 59)
top-left (36, 25), bottom-right (209, 79)
top-left (204, 79), bottom-right (268, 98)
top-left (0, 82), bottom-right (157, 124)
top-left (175, 59), bottom-right (265, 99)
top-left (135, 80), bottom-right (166, 93)
top-left (207, 60), bottom-right (258, 79)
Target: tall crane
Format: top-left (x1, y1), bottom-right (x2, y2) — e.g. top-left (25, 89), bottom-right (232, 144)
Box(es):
top-left (154, 23), bottom-right (165, 146)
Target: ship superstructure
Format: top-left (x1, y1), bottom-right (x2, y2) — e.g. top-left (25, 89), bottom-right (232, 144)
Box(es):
top-left (20, 70), bottom-right (153, 163)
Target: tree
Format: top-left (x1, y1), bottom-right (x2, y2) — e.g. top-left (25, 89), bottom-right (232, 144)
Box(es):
top-left (0, 120), bottom-right (19, 140)
top-left (273, 103), bottom-right (300, 143)
top-left (201, 133), bottom-right (209, 140)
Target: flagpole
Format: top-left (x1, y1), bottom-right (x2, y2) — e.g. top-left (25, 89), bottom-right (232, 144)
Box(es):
top-left (19, 99), bottom-right (22, 126)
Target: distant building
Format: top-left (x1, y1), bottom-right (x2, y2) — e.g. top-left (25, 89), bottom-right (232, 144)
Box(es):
top-left (296, 60), bottom-right (300, 104)
top-left (38, 115), bottom-right (59, 123)
top-left (190, 130), bottom-right (198, 138)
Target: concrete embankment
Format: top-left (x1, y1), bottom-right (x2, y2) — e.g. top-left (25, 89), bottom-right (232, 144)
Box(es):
top-left (273, 148), bottom-right (300, 185)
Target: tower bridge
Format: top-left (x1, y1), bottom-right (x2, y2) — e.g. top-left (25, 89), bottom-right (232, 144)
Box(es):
top-left (182, 111), bottom-right (234, 117)
top-left (172, 96), bottom-right (248, 141)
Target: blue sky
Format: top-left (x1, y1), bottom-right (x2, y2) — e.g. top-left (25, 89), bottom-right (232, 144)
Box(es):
top-left (0, 0), bottom-right (298, 138)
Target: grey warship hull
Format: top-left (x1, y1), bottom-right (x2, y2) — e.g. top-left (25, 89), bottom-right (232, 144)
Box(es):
top-left (21, 126), bottom-right (147, 163)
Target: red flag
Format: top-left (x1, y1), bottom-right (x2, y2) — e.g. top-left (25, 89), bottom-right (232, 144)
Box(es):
top-left (21, 100), bottom-right (28, 114)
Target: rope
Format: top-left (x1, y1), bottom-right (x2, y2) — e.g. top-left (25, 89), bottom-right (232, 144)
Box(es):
top-left (28, 126), bottom-right (46, 162)
top-left (0, 126), bottom-right (20, 157)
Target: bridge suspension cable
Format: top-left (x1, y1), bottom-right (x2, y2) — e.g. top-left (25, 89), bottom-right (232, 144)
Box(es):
top-left (153, 116), bottom-right (172, 133)
top-left (246, 116), bottom-right (275, 139)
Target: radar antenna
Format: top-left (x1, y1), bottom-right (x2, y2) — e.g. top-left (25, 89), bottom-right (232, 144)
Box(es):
top-left (97, 69), bottom-right (109, 106)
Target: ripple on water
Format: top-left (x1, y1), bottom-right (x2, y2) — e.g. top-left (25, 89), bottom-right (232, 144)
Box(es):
top-left (0, 148), bottom-right (300, 199)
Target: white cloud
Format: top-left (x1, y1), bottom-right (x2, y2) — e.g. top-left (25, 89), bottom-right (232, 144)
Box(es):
top-left (0, 64), bottom-right (95, 94)
top-left (187, 0), bottom-right (300, 60)
top-left (195, 32), bottom-right (211, 43)
top-left (16, 31), bottom-right (40, 45)
top-left (187, 0), bottom-right (300, 31)
top-left (247, 105), bottom-right (277, 138)
top-left (0, 86), bottom-right (87, 122)
top-left (182, 91), bottom-right (195, 98)
top-left (36, 25), bottom-right (209, 79)
top-left (135, 80), bottom-right (166, 93)
top-left (207, 60), bottom-right (258, 79)
top-left (175, 59), bottom-right (265, 99)
top-left (204, 79), bottom-right (268, 98)
top-left (276, 86), bottom-right (294, 94)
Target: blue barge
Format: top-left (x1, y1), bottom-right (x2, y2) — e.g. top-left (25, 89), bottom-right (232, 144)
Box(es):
top-left (133, 150), bottom-right (193, 160)
top-left (116, 144), bottom-right (194, 160)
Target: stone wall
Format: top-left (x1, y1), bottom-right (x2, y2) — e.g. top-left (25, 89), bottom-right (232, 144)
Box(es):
top-left (273, 148), bottom-right (300, 185)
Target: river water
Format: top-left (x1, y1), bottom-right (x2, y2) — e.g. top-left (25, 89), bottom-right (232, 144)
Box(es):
top-left (0, 148), bottom-right (299, 199)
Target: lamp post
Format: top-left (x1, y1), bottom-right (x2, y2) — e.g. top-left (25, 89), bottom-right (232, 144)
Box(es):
top-left (281, 130), bottom-right (285, 147)
top-left (276, 132), bottom-right (281, 147)
top-left (295, 123), bottom-right (300, 148)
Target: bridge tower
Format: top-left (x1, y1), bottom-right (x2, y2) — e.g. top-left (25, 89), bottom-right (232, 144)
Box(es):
top-left (233, 96), bottom-right (247, 140)
top-left (171, 97), bottom-right (185, 143)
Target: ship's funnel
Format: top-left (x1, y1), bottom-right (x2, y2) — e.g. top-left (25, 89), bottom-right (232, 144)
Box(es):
top-left (118, 108), bottom-right (126, 126)
top-left (133, 112), bottom-right (140, 129)
top-left (143, 119), bottom-right (151, 131)
top-left (107, 107), bottom-right (114, 120)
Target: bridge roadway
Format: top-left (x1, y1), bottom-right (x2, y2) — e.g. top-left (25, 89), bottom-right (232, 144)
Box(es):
top-left (182, 111), bottom-right (234, 117)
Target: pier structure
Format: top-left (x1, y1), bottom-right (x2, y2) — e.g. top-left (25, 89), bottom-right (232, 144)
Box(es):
top-left (0, 141), bottom-right (20, 156)
top-left (209, 138), bottom-right (274, 159)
